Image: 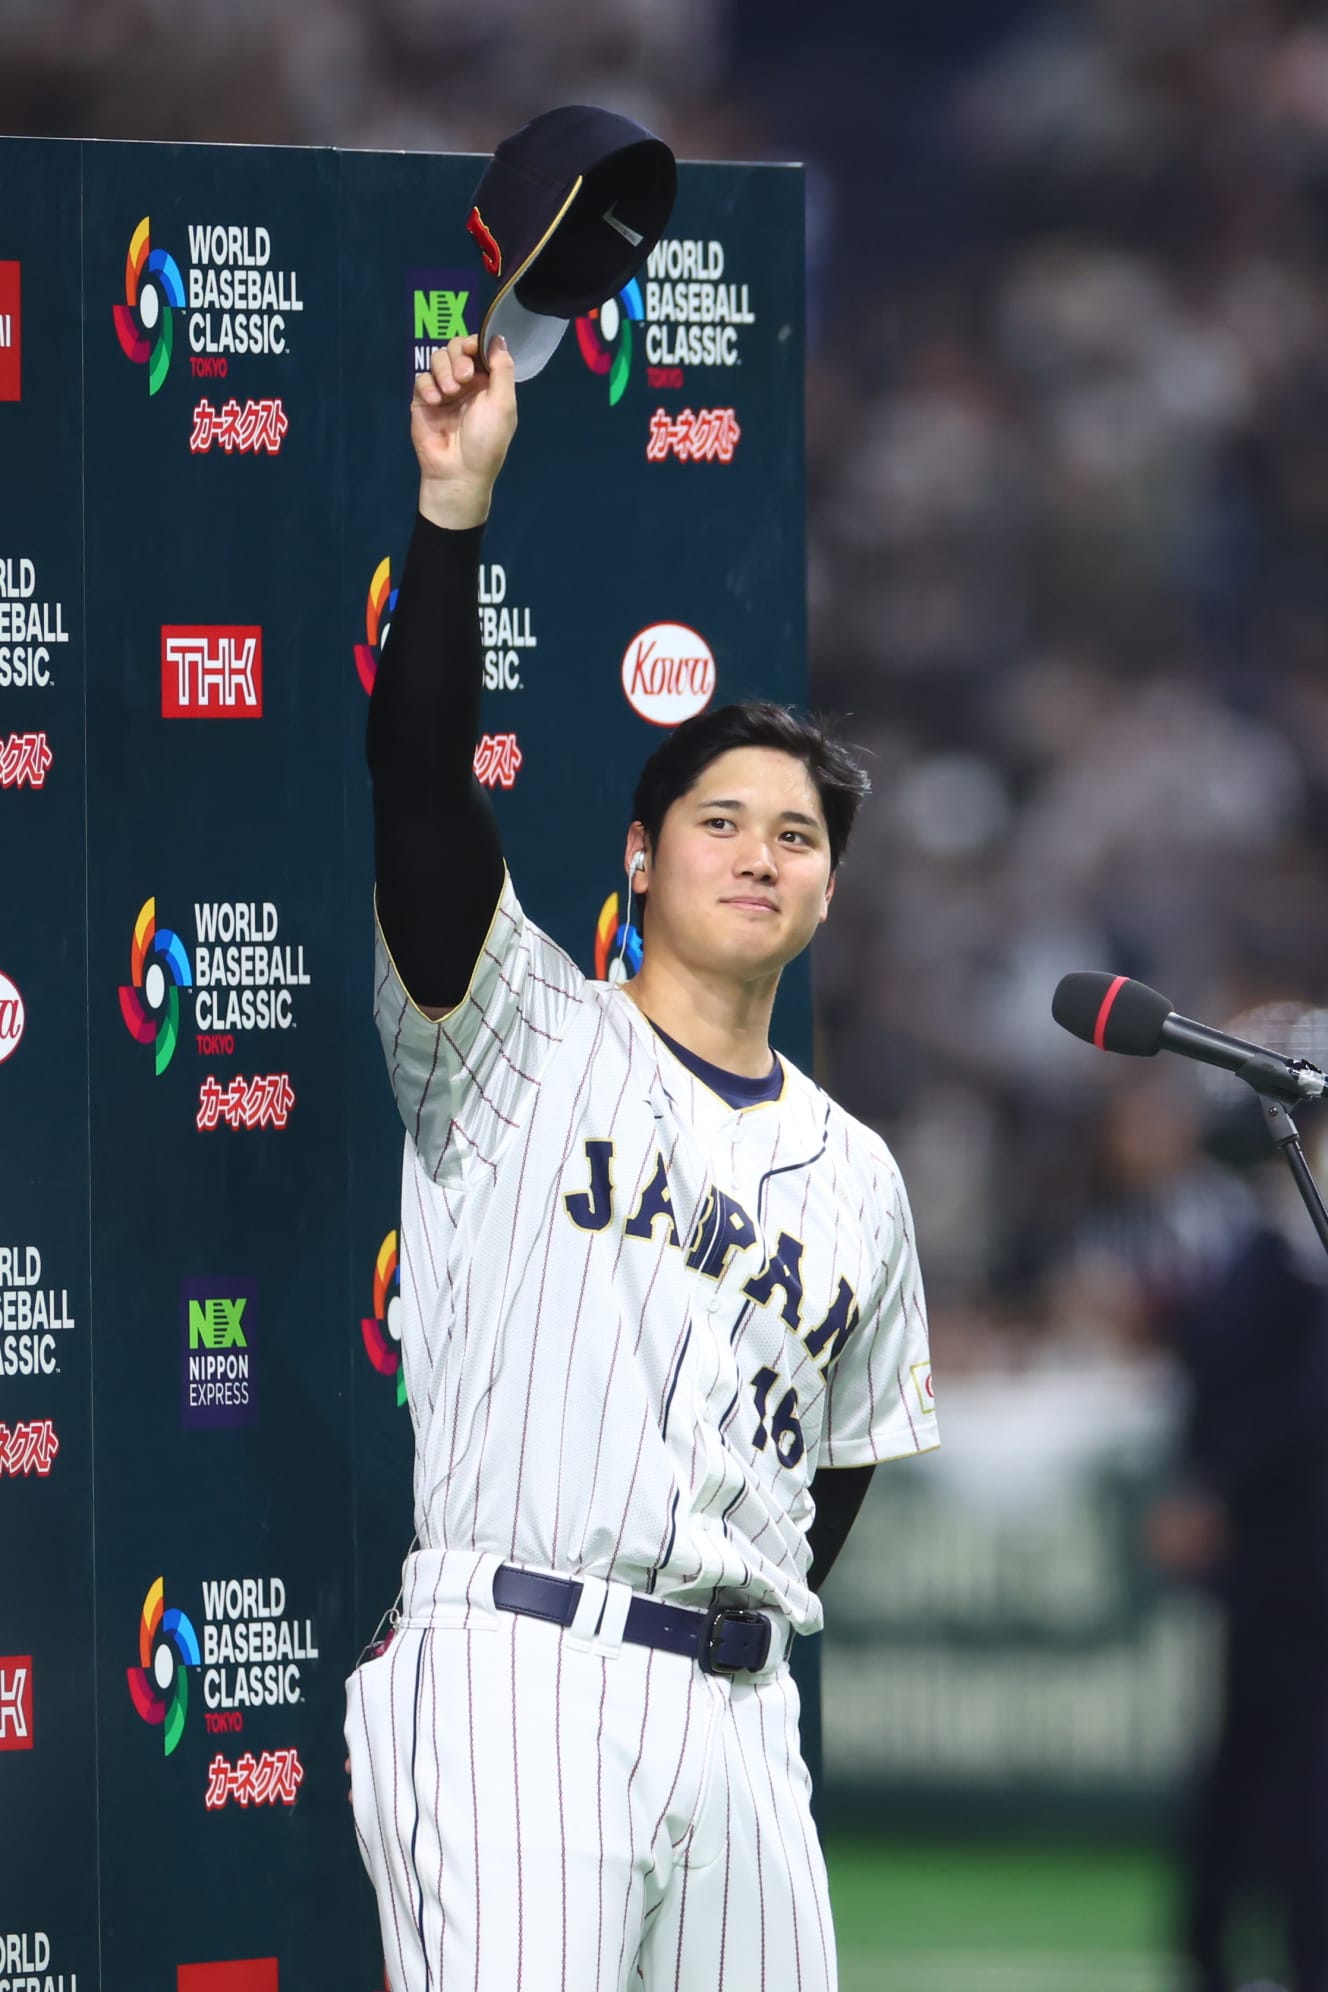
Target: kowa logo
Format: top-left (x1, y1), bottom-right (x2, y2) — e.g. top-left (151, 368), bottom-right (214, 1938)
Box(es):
top-left (0, 259), bottom-right (20, 401)
top-left (119, 899), bottom-right (192, 1074)
top-left (127, 1578), bottom-right (201, 1755)
top-left (114, 218), bottom-right (186, 395)
top-left (620, 623), bottom-right (716, 727)
top-left (0, 969), bottom-right (26, 1063)
top-left (162, 626), bottom-right (263, 717)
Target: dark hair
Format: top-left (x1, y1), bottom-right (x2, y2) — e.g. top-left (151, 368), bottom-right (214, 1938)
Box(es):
top-left (631, 701), bottom-right (870, 872)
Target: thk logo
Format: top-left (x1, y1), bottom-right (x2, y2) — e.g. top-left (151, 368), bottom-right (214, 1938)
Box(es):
top-left (162, 627), bottom-right (263, 717)
top-left (0, 261), bottom-right (20, 401)
top-left (0, 1656), bottom-right (33, 1749)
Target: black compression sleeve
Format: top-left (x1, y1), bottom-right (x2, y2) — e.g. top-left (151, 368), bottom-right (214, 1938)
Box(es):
top-left (806, 1464), bottom-right (876, 1593)
top-left (366, 513), bottom-right (505, 1010)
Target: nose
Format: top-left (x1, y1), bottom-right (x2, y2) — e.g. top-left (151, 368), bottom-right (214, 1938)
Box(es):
top-left (736, 837), bottom-right (777, 881)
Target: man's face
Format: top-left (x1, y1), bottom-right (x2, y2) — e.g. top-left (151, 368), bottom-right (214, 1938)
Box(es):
top-left (629, 746), bottom-right (836, 982)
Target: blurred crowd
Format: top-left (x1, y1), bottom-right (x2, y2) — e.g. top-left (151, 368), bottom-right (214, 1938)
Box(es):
top-left (798, 0), bottom-right (1328, 1378)
top-left (7, 0), bottom-right (1328, 1368)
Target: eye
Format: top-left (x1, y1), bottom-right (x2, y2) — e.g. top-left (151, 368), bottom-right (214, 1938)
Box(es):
top-left (704, 815), bottom-right (734, 831)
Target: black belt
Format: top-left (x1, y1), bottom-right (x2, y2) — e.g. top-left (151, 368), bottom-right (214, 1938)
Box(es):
top-left (492, 1564), bottom-right (777, 1676)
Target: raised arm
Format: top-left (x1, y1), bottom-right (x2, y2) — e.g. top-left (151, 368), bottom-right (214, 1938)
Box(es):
top-left (367, 333), bottom-right (519, 1017)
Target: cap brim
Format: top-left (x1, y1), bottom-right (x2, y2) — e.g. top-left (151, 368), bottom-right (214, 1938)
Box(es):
top-left (475, 170), bottom-right (582, 383)
top-left (480, 291), bottom-right (570, 382)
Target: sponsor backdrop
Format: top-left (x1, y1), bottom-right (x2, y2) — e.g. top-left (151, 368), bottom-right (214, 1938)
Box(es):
top-left (0, 138), bottom-right (807, 1989)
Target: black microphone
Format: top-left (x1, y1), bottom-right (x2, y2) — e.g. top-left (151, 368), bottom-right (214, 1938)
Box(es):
top-left (1051, 971), bottom-right (1326, 1105)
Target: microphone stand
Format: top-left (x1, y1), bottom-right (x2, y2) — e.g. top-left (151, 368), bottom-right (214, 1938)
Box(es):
top-left (1252, 1089), bottom-right (1328, 1262)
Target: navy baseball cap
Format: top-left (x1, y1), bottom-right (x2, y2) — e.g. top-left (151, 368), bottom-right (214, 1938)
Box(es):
top-left (466, 105), bottom-right (677, 382)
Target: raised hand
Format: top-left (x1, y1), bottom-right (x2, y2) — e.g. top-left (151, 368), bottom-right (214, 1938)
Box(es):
top-left (411, 332), bottom-right (518, 531)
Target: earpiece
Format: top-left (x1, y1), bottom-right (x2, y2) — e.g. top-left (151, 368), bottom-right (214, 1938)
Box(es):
top-left (614, 852), bottom-right (646, 982)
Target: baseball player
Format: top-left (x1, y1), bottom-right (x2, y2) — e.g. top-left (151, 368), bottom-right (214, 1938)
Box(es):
top-left (345, 331), bottom-right (937, 1992)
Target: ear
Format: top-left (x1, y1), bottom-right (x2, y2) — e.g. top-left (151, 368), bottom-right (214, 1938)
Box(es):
top-left (819, 867), bottom-right (837, 924)
top-left (623, 823), bottom-right (649, 891)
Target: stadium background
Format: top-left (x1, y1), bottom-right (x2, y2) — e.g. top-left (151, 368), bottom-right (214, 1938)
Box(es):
top-left (7, 2), bottom-right (1328, 1987)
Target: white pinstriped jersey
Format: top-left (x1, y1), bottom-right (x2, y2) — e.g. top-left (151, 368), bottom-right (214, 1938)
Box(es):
top-left (374, 870), bottom-right (936, 1637)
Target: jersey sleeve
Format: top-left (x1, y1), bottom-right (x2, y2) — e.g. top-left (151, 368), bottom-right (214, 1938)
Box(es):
top-left (819, 1150), bottom-right (938, 1467)
top-left (372, 867), bottom-right (583, 1184)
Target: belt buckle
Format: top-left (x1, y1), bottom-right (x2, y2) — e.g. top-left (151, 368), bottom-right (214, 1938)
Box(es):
top-left (700, 1606), bottom-right (773, 1676)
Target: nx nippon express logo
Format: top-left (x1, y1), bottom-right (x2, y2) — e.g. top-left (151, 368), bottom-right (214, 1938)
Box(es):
top-left (353, 558), bottom-right (396, 695)
top-left (127, 1577), bottom-right (201, 1755)
top-left (361, 1231), bottom-right (404, 1406)
top-left (179, 1963), bottom-right (279, 1992)
top-left (595, 891), bottom-right (642, 985)
top-left (0, 260), bottom-right (20, 401)
top-left (0, 969), bottom-right (24, 1064)
top-left (114, 216), bottom-right (187, 396)
top-left (182, 1279), bottom-right (257, 1430)
top-left (162, 626), bottom-right (263, 717)
top-left (409, 266), bottom-right (472, 377)
top-left (621, 623), bottom-right (716, 727)
top-left (119, 898), bottom-right (192, 1074)
top-left (0, 1656), bottom-right (33, 1750)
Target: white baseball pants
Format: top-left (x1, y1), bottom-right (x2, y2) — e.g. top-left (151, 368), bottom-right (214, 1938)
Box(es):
top-left (344, 1549), bottom-right (838, 1992)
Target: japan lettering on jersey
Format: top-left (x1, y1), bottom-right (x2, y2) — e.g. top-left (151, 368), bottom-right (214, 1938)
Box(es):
top-left (374, 870), bottom-right (936, 1636)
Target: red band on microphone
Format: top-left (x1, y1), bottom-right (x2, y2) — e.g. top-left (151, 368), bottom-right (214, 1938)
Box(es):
top-left (1093, 975), bottom-right (1128, 1050)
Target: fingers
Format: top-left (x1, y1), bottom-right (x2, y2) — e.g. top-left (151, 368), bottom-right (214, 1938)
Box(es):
top-left (414, 332), bottom-right (506, 411)
top-left (485, 335), bottom-right (517, 411)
